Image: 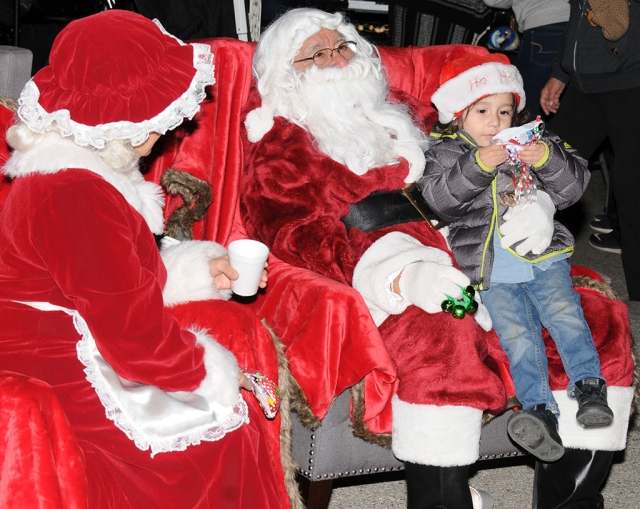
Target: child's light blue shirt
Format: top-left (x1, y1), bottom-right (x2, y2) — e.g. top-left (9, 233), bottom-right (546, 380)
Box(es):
top-left (490, 226), bottom-right (570, 284)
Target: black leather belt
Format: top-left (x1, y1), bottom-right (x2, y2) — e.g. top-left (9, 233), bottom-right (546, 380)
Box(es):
top-left (340, 183), bottom-right (446, 233)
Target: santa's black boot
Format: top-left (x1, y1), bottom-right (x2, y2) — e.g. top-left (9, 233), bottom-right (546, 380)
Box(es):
top-left (404, 462), bottom-right (473, 509)
top-left (533, 448), bottom-right (614, 509)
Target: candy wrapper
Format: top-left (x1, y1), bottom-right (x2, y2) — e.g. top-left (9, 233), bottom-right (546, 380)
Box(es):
top-left (491, 116), bottom-right (544, 205)
top-left (245, 372), bottom-right (281, 419)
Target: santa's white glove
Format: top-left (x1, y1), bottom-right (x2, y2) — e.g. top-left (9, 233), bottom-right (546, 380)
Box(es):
top-left (398, 261), bottom-right (470, 314)
top-left (499, 191), bottom-right (555, 256)
top-left (472, 292), bottom-right (493, 332)
top-left (398, 262), bottom-right (493, 331)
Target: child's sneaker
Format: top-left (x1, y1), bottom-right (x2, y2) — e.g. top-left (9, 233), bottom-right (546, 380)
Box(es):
top-left (507, 405), bottom-right (564, 462)
top-left (574, 378), bottom-right (614, 428)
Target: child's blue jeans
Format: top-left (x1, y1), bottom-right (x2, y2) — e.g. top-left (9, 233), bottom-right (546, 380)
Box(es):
top-left (481, 259), bottom-right (601, 417)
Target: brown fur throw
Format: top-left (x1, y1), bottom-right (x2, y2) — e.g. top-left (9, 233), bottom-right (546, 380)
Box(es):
top-left (160, 168), bottom-right (212, 240)
top-left (264, 321), bottom-right (305, 509)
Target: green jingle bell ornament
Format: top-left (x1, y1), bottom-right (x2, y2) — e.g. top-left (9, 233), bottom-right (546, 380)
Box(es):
top-left (441, 300), bottom-right (454, 313)
top-left (452, 304), bottom-right (466, 319)
top-left (440, 284), bottom-right (479, 319)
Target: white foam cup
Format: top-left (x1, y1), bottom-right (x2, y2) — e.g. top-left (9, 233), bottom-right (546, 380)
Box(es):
top-left (227, 239), bottom-right (269, 297)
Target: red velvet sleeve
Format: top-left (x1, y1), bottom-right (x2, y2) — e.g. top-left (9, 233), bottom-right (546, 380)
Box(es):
top-left (30, 172), bottom-right (206, 393)
top-left (242, 117), bottom-right (365, 284)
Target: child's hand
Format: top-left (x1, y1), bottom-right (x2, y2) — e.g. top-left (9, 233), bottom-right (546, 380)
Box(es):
top-left (478, 145), bottom-right (507, 169)
top-left (519, 142), bottom-right (546, 166)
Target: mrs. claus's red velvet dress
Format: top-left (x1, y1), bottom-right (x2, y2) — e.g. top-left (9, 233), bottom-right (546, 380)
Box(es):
top-left (0, 132), bottom-right (290, 508)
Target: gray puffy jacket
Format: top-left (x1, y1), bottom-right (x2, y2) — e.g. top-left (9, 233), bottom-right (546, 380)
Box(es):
top-left (419, 130), bottom-right (589, 290)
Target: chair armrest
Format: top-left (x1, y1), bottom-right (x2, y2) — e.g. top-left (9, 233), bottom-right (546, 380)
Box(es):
top-left (254, 258), bottom-right (398, 430)
top-left (292, 390), bottom-right (523, 482)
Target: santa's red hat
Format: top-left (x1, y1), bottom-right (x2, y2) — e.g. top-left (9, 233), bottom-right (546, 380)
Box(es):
top-left (431, 52), bottom-right (525, 124)
top-left (16, 10), bottom-right (214, 149)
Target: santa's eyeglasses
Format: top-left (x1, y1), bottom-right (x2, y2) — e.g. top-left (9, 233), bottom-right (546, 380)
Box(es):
top-left (293, 41), bottom-right (358, 67)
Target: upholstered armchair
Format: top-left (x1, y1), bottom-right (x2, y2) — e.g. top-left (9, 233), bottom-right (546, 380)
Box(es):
top-left (143, 39), bottom-right (625, 509)
top-left (0, 38), bottom-right (629, 509)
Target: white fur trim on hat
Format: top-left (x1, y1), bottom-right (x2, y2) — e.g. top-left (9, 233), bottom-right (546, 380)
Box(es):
top-left (431, 61), bottom-right (525, 124)
top-left (245, 105), bottom-right (275, 143)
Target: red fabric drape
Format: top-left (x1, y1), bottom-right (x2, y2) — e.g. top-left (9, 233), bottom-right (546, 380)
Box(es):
top-left (0, 371), bottom-right (88, 509)
top-left (144, 38), bottom-right (257, 245)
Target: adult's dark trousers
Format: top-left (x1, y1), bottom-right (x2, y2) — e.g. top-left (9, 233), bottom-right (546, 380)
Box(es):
top-left (550, 83), bottom-right (640, 300)
top-left (404, 462), bottom-right (473, 509)
top-left (533, 448), bottom-right (614, 508)
top-left (516, 22), bottom-right (567, 121)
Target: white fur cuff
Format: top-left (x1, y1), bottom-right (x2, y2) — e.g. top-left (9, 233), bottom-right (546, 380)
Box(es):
top-left (556, 386), bottom-right (634, 451)
top-left (161, 240), bottom-right (232, 306)
top-left (391, 395), bottom-right (482, 466)
top-left (192, 329), bottom-right (241, 408)
top-left (352, 231), bottom-right (452, 323)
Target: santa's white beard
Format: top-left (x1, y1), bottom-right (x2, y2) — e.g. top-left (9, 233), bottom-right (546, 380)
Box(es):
top-left (294, 57), bottom-right (428, 176)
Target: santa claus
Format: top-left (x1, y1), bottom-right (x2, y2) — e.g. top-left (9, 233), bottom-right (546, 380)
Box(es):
top-left (240, 7), bottom-right (635, 509)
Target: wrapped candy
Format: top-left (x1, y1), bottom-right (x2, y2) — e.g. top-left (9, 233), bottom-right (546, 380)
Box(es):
top-left (245, 372), bottom-right (281, 419)
top-left (491, 116), bottom-right (545, 205)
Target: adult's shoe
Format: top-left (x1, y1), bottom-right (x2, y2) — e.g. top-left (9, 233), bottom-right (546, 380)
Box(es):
top-left (589, 232), bottom-right (621, 254)
top-left (589, 213), bottom-right (613, 234)
top-left (470, 487), bottom-right (494, 509)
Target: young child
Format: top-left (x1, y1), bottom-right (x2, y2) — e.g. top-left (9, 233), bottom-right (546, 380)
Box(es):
top-left (419, 52), bottom-right (613, 462)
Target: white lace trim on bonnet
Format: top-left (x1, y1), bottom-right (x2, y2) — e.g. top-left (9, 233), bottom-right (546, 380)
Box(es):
top-left (16, 20), bottom-right (215, 150)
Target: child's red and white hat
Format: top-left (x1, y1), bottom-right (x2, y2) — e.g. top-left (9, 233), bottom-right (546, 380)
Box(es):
top-left (16, 10), bottom-right (215, 149)
top-left (431, 52), bottom-right (525, 124)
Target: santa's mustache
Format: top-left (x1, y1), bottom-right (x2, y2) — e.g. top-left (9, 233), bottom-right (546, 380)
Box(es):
top-left (300, 56), bottom-right (378, 83)
top-left (296, 56), bottom-right (387, 112)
